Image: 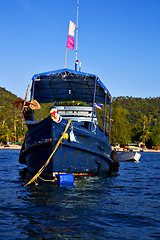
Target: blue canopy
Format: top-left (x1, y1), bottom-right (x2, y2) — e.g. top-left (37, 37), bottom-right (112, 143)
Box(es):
top-left (31, 68), bottom-right (112, 104)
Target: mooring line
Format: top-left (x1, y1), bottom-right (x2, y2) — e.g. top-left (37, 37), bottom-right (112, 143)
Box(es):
top-left (24, 119), bottom-right (71, 187)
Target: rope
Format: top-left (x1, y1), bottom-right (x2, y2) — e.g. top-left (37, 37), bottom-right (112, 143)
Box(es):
top-left (91, 121), bottom-right (97, 133)
top-left (38, 176), bottom-right (57, 182)
top-left (24, 119), bottom-right (71, 187)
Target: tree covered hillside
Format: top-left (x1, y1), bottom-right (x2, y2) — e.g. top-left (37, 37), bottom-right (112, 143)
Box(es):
top-left (111, 97), bottom-right (160, 147)
top-left (114, 96), bottom-right (160, 124)
top-left (0, 86), bottom-right (160, 148)
top-left (0, 87), bottom-right (27, 143)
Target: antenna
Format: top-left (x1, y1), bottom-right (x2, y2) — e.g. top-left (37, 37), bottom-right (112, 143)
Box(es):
top-left (75, 0), bottom-right (79, 71)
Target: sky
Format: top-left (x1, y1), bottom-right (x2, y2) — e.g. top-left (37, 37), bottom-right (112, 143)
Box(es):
top-left (0, 0), bottom-right (160, 99)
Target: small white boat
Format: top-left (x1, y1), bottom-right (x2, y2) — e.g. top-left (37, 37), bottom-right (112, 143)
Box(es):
top-left (118, 151), bottom-right (141, 162)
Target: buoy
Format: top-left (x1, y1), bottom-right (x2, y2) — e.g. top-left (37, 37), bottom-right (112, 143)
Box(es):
top-left (56, 174), bottom-right (74, 185)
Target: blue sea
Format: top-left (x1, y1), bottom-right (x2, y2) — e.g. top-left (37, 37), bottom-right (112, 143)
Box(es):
top-left (0, 149), bottom-right (160, 240)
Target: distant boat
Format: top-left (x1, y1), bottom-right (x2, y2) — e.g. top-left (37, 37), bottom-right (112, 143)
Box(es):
top-left (118, 151), bottom-right (141, 162)
top-left (18, 68), bottom-right (119, 185)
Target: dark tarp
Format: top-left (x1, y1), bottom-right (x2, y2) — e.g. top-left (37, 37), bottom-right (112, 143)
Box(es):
top-left (31, 68), bottom-right (112, 104)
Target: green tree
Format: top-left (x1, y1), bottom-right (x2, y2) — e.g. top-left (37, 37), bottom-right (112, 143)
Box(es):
top-left (110, 106), bottom-right (131, 145)
top-left (0, 124), bottom-right (14, 143)
top-left (150, 124), bottom-right (160, 146)
top-left (140, 129), bottom-right (151, 146)
top-left (140, 114), bottom-right (148, 131)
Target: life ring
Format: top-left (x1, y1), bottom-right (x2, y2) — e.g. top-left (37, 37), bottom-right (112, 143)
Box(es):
top-left (50, 107), bottom-right (62, 123)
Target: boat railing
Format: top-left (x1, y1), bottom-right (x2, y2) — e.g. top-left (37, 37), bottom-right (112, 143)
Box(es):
top-left (56, 106), bottom-right (97, 123)
top-left (25, 106), bottom-right (98, 125)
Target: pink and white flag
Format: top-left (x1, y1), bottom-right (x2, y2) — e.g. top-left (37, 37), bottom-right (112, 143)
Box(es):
top-left (68, 20), bottom-right (76, 37)
top-left (67, 35), bottom-right (75, 50)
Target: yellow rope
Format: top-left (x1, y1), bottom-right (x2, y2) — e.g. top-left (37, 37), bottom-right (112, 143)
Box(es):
top-left (38, 176), bottom-right (57, 182)
top-left (24, 119), bottom-right (71, 187)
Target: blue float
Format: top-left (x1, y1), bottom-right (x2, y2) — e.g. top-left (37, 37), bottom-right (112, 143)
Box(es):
top-left (56, 174), bottom-right (74, 185)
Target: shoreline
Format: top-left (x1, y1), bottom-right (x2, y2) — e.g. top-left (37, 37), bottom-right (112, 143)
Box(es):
top-left (115, 148), bottom-right (160, 153)
top-left (141, 149), bottom-right (160, 152)
top-left (0, 145), bottom-right (160, 152)
top-left (0, 145), bottom-right (21, 150)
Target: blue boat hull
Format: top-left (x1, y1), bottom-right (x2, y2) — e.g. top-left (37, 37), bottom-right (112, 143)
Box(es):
top-left (20, 116), bottom-right (116, 175)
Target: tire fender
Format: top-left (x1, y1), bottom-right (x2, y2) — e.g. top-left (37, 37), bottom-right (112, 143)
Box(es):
top-left (110, 150), bottom-right (120, 172)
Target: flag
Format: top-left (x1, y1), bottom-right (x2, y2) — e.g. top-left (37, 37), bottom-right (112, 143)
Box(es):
top-left (95, 103), bottom-right (103, 110)
top-left (65, 20), bottom-right (76, 67)
top-left (67, 35), bottom-right (75, 50)
top-left (68, 20), bottom-right (76, 36)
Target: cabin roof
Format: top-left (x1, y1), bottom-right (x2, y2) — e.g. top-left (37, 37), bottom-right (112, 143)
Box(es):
top-left (31, 68), bottom-right (112, 104)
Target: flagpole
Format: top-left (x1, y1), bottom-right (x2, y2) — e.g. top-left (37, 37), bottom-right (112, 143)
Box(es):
top-left (76, 0), bottom-right (79, 61)
top-left (65, 47), bottom-right (68, 68)
top-left (75, 0), bottom-right (79, 71)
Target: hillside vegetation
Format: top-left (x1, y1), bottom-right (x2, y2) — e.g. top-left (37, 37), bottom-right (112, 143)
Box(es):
top-left (98, 96), bottom-right (160, 148)
top-left (0, 87), bottom-right (27, 143)
top-left (0, 87), bottom-right (160, 148)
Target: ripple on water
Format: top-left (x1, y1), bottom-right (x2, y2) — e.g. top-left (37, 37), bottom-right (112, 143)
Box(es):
top-left (0, 150), bottom-right (160, 239)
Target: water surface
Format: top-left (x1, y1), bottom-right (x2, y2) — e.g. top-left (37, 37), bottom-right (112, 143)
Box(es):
top-left (0, 150), bottom-right (160, 239)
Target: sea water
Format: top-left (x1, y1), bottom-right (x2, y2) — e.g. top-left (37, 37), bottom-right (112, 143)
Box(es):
top-left (0, 149), bottom-right (160, 239)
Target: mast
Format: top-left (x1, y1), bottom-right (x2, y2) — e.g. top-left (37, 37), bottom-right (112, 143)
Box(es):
top-left (75, 0), bottom-right (79, 71)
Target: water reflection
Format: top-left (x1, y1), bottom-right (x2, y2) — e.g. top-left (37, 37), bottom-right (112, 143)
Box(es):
top-left (17, 169), bottom-right (116, 239)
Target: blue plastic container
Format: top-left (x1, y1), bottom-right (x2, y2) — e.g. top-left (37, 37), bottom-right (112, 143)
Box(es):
top-left (56, 174), bottom-right (74, 185)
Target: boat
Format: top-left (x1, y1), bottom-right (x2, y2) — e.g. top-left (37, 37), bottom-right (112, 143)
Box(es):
top-left (16, 1), bottom-right (119, 186)
top-left (18, 68), bottom-right (119, 184)
top-left (118, 151), bottom-right (141, 162)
